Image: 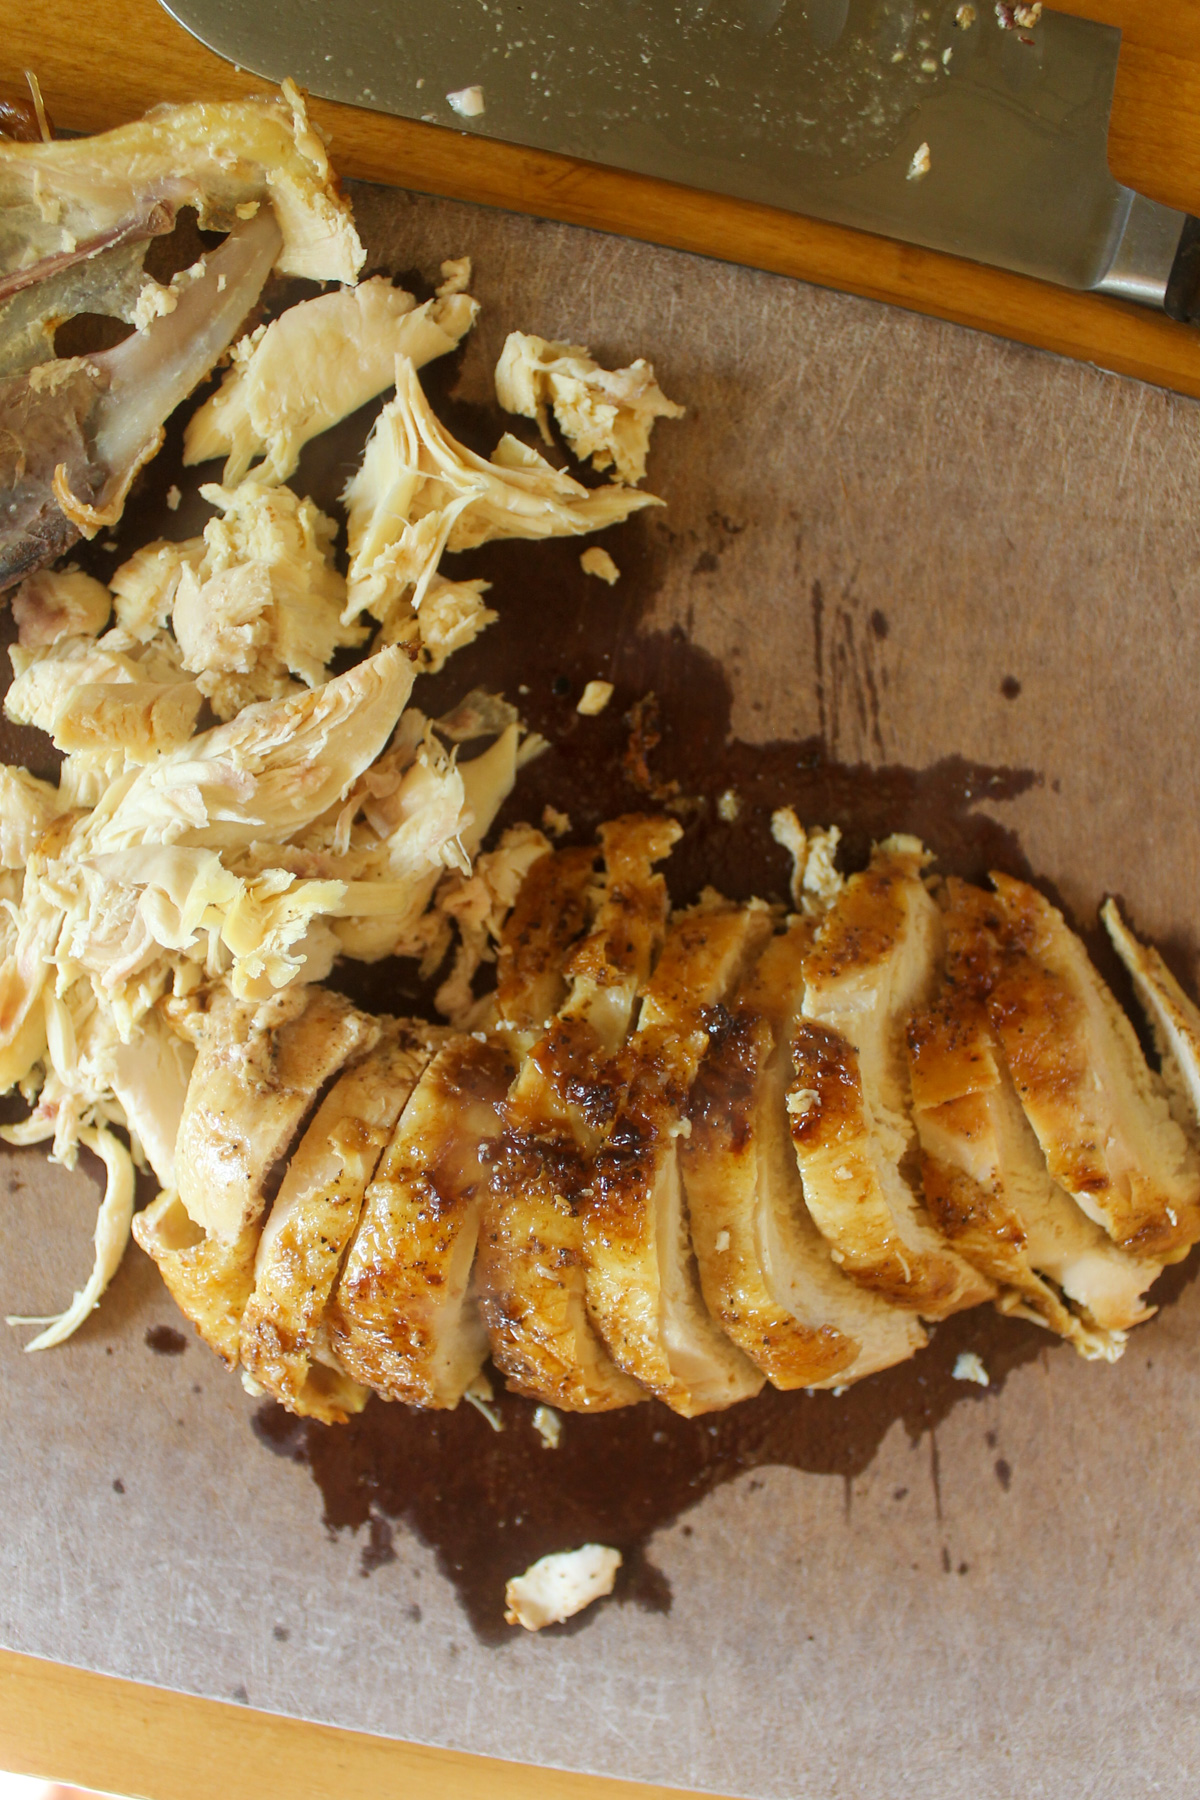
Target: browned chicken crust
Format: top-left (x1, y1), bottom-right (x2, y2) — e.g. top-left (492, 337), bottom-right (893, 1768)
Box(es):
top-left (971, 876), bottom-right (1200, 1261)
top-left (329, 1032), bottom-right (516, 1408)
top-left (239, 1020), bottom-right (437, 1421)
top-left (478, 818), bottom-right (675, 1411)
top-left (139, 819), bottom-right (1200, 1418)
top-left (793, 840), bottom-right (995, 1317)
top-left (584, 897), bottom-right (770, 1415)
top-left (685, 921), bottom-right (925, 1388)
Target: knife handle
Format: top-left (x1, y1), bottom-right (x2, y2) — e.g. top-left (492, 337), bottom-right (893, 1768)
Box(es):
top-left (1165, 217), bottom-right (1200, 324)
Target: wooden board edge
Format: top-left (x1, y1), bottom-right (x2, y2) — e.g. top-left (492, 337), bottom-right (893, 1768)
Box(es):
top-left (2, 0), bottom-right (1200, 403)
top-left (0, 1647), bottom-right (730, 1800)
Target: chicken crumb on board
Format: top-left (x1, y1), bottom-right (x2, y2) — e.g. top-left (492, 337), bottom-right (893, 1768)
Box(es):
top-left (504, 1546), bottom-right (622, 1630)
top-left (446, 85), bottom-right (486, 119)
top-left (532, 1405), bottom-right (563, 1449)
top-left (953, 1353), bottom-right (990, 1388)
top-left (580, 546), bottom-right (620, 584)
top-left (577, 679), bottom-right (614, 716)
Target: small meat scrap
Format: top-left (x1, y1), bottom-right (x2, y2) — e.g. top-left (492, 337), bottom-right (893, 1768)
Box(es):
top-left (504, 1545), bottom-right (621, 1630)
top-left (447, 86), bottom-right (486, 119)
top-left (580, 546), bottom-right (620, 585)
top-left (576, 679), bottom-right (613, 716)
top-left (532, 1404), bottom-right (563, 1448)
top-left (908, 142), bottom-right (932, 182)
top-left (496, 332), bottom-right (683, 485)
top-left (953, 1352), bottom-right (989, 1387)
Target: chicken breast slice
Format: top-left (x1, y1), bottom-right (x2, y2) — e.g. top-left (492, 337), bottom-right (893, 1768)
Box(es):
top-left (239, 1020), bottom-right (437, 1422)
top-left (985, 874), bottom-right (1200, 1261)
top-left (1103, 898), bottom-right (1200, 1145)
top-left (792, 838), bottom-right (995, 1316)
top-left (174, 985), bottom-right (379, 1241)
top-left (479, 818), bottom-right (677, 1411)
top-left (492, 841), bottom-right (598, 1034)
top-left (136, 984), bottom-right (377, 1363)
top-left (329, 1032), bottom-right (516, 1408)
top-left (907, 942), bottom-right (1155, 1355)
top-left (683, 920), bottom-right (925, 1389)
top-left (585, 896), bottom-right (772, 1416)
top-left (133, 1191), bottom-right (259, 1368)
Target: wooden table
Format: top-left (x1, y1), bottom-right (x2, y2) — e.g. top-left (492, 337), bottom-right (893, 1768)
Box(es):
top-left (0, 3), bottom-right (1197, 1795)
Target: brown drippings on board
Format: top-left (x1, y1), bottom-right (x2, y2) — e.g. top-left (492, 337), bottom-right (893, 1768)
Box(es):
top-left (9, 271), bottom-right (1192, 1645)
top-left (145, 1324), bottom-right (188, 1355)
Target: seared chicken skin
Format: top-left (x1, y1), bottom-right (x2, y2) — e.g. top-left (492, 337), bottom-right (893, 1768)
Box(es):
top-left (981, 876), bottom-right (1200, 1262)
top-left (907, 941), bottom-right (1157, 1355)
top-left (132, 818), bottom-right (1200, 1414)
top-left (584, 896), bottom-right (771, 1416)
top-left (329, 1032), bottom-right (516, 1408)
top-left (684, 920), bottom-right (926, 1388)
top-left (133, 985), bottom-right (377, 1365)
top-left (792, 839), bottom-right (995, 1317)
top-left (478, 818), bottom-right (676, 1411)
top-left (239, 1020), bottom-right (436, 1422)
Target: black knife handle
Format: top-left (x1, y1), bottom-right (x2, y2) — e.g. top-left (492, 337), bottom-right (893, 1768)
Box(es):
top-left (1165, 216), bottom-right (1200, 324)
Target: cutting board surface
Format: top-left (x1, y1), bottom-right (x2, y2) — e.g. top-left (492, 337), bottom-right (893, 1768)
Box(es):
top-left (2, 181), bottom-right (1200, 1800)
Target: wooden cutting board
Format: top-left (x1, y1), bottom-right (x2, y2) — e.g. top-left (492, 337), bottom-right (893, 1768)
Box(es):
top-left (1, 7), bottom-right (1199, 1800)
top-left (1, 0), bottom-right (1200, 394)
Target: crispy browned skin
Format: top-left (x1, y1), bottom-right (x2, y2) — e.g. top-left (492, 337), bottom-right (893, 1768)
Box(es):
top-left (329, 1033), bottom-right (516, 1408)
top-left (907, 967), bottom-right (1155, 1353)
top-left (976, 875), bottom-right (1200, 1261)
top-left (584, 898), bottom-right (770, 1416)
top-left (174, 986), bottom-right (379, 1241)
top-left (478, 818), bottom-right (677, 1411)
top-left (684, 922), bottom-right (925, 1388)
top-left (493, 843), bottom-right (597, 1031)
top-left (793, 840), bottom-right (995, 1317)
top-left (134, 986), bottom-right (377, 1367)
top-left (133, 1194), bottom-right (259, 1369)
top-left (238, 1021), bottom-right (436, 1422)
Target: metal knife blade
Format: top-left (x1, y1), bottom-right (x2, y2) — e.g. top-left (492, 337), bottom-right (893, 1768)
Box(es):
top-left (159, 0), bottom-right (1196, 314)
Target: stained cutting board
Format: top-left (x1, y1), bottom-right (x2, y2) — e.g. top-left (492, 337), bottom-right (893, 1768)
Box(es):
top-left (3, 8), bottom-right (1200, 1800)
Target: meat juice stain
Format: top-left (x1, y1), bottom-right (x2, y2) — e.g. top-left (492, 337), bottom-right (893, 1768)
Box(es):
top-left (18, 275), bottom-right (1196, 1643)
top-left (145, 1324), bottom-right (188, 1356)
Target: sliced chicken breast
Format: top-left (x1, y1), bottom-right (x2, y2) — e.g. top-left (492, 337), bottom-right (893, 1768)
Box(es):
top-left (1103, 898), bottom-right (1200, 1145)
top-left (135, 984), bottom-right (377, 1363)
top-left (985, 874), bottom-right (1200, 1261)
top-left (493, 841), bottom-right (597, 1033)
top-left (479, 817), bottom-right (677, 1411)
top-left (239, 1020), bottom-right (437, 1422)
top-left (907, 965), bottom-right (1156, 1355)
top-left (792, 838), bottom-right (995, 1316)
top-left (174, 985), bottom-right (379, 1241)
top-left (329, 1032), bottom-right (516, 1407)
top-left (684, 920), bottom-right (926, 1389)
top-left (584, 896), bottom-right (771, 1416)
top-left (133, 1192), bottom-right (259, 1368)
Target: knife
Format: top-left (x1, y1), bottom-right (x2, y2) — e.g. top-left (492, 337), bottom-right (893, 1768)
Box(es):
top-left (159, 0), bottom-right (1200, 320)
